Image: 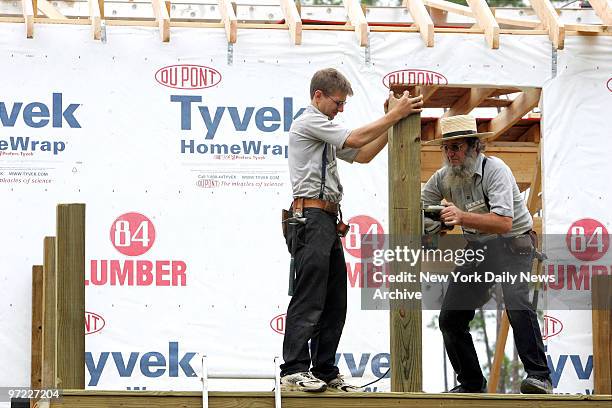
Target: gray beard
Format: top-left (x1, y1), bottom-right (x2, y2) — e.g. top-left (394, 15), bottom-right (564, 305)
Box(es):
top-left (443, 153), bottom-right (479, 189)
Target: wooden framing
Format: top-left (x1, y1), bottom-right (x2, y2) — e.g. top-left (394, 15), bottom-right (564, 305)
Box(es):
top-left (466, 0), bottom-right (500, 48)
top-left (42, 237), bottom-right (57, 389)
top-left (37, 0), bottom-right (66, 19)
top-left (21, 0), bottom-right (34, 38)
top-left (218, 0), bottom-right (237, 43)
top-left (151, 0), bottom-right (170, 42)
top-left (279, 0), bottom-right (302, 45)
top-left (589, 0), bottom-right (612, 25)
top-left (342, 0), bottom-right (369, 46)
top-left (486, 88), bottom-right (541, 141)
top-left (528, 0), bottom-right (565, 49)
top-left (407, 0), bottom-right (434, 47)
top-left (31, 265), bottom-right (44, 392)
top-left (592, 274), bottom-right (612, 394)
top-left (88, 0), bottom-right (102, 40)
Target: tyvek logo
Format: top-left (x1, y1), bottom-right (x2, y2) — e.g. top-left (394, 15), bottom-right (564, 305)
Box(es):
top-left (156, 65), bottom-right (222, 90)
top-left (383, 69), bottom-right (448, 88)
top-left (85, 311), bottom-right (106, 335)
top-left (270, 313), bottom-right (286, 335)
top-left (542, 315), bottom-right (563, 340)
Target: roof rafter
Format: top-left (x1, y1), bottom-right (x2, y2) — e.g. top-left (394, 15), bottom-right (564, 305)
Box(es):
top-left (21, 0), bottom-right (34, 38)
top-left (279, 0), bottom-right (302, 45)
top-left (527, 0), bottom-right (564, 49)
top-left (589, 0), bottom-right (612, 25)
top-left (466, 0), bottom-right (499, 48)
top-left (88, 0), bottom-right (102, 40)
top-left (342, 0), bottom-right (369, 46)
top-left (487, 88), bottom-right (541, 141)
top-left (218, 0), bottom-right (237, 43)
top-left (407, 0), bottom-right (434, 47)
top-left (151, 0), bottom-right (170, 42)
top-left (37, 0), bottom-right (66, 19)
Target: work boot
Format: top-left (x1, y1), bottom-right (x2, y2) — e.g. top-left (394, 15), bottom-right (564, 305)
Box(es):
top-left (446, 379), bottom-right (487, 393)
top-left (520, 375), bottom-right (552, 394)
top-left (280, 372), bottom-right (327, 392)
top-left (326, 374), bottom-right (361, 392)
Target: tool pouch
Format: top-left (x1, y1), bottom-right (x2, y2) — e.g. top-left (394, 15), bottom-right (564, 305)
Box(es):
top-left (282, 209), bottom-right (291, 239)
top-left (508, 234), bottom-right (534, 256)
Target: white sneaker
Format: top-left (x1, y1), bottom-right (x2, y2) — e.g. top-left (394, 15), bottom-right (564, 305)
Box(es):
top-left (327, 374), bottom-right (361, 392)
top-left (281, 372), bottom-right (327, 392)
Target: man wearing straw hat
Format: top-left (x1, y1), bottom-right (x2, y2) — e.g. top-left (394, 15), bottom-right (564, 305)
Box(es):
top-left (422, 114), bottom-right (552, 394)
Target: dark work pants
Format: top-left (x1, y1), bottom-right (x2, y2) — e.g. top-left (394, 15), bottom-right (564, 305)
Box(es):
top-left (281, 208), bottom-right (347, 382)
top-left (439, 239), bottom-right (551, 390)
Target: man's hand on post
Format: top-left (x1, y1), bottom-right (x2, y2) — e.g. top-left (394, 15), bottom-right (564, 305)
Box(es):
top-left (386, 91), bottom-right (423, 119)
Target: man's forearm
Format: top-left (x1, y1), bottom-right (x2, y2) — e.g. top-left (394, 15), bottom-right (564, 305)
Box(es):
top-left (354, 131), bottom-right (389, 163)
top-left (344, 112), bottom-right (401, 149)
top-left (461, 212), bottom-right (512, 234)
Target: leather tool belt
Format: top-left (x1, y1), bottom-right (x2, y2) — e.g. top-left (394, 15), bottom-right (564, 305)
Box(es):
top-left (292, 197), bottom-right (339, 216)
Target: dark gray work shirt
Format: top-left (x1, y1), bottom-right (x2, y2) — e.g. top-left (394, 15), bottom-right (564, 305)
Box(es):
top-left (422, 153), bottom-right (533, 241)
top-left (288, 105), bottom-right (359, 203)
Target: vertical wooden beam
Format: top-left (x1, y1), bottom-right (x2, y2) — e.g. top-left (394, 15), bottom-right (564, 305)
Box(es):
top-left (55, 204), bottom-right (86, 390)
top-left (218, 0), bottom-right (237, 43)
top-left (527, 0), bottom-right (565, 49)
top-left (21, 0), bottom-right (34, 38)
top-left (31, 265), bottom-right (44, 396)
top-left (88, 0), bottom-right (102, 40)
top-left (98, 0), bottom-right (104, 18)
top-left (151, 0), bottom-right (170, 42)
top-left (527, 145), bottom-right (542, 215)
top-left (592, 274), bottom-right (611, 394)
top-left (388, 93), bottom-right (422, 392)
top-left (42, 237), bottom-right (57, 389)
top-left (407, 0), bottom-right (434, 47)
top-left (466, 0), bottom-right (499, 49)
top-left (488, 312), bottom-right (510, 393)
top-left (588, 0), bottom-right (612, 25)
top-left (342, 0), bottom-right (369, 46)
top-left (279, 0), bottom-right (302, 45)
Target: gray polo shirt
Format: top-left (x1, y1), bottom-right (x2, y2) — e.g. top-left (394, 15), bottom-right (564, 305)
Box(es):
top-left (422, 153), bottom-right (533, 241)
top-left (288, 105), bottom-right (359, 203)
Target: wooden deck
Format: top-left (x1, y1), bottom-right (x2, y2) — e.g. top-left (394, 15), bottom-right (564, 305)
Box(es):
top-left (44, 390), bottom-right (612, 408)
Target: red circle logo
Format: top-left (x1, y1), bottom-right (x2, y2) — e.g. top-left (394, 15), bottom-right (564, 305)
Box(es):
top-left (342, 215), bottom-right (385, 259)
top-left (565, 218), bottom-right (609, 261)
top-left (607, 78), bottom-right (612, 93)
top-left (110, 212), bottom-right (156, 256)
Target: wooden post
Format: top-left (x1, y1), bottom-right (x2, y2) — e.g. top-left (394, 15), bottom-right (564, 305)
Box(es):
top-left (55, 204), bottom-right (86, 389)
top-left (388, 91), bottom-right (422, 392)
top-left (488, 313), bottom-right (509, 393)
top-left (592, 274), bottom-right (611, 394)
top-left (31, 265), bottom-right (44, 395)
top-left (42, 236), bottom-right (57, 388)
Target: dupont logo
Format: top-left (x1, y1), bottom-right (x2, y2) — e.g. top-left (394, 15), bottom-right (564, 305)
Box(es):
top-left (270, 313), bottom-right (286, 335)
top-left (383, 69), bottom-right (448, 88)
top-left (542, 315), bottom-right (563, 340)
top-left (85, 311), bottom-right (106, 335)
top-left (607, 78), bottom-right (612, 93)
top-left (155, 65), bottom-right (222, 90)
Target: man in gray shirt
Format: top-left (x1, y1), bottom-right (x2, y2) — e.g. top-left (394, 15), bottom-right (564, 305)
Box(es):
top-left (422, 114), bottom-right (552, 394)
top-left (280, 68), bottom-right (423, 392)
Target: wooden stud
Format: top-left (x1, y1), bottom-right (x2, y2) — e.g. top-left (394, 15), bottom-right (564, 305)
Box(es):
top-left (88, 0), bottom-right (102, 40)
top-left (218, 0), bottom-right (237, 43)
top-left (152, 0), bottom-right (170, 42)
top-left (42, 237), bottom-right (57, 389)
top-left (428, 6), bottom-right (448, 26)
top-left (55, 204), bottom-right (86, 390)
top-left (279, 0), bottom-right (302, 45)
top-left (495, 15), bottom-right (541, 28)
top-left (21, 0), bottom-right (34, 38)
top-left (388, 90), bottom-right (422, 392)
top-left (527, 0), bottom-right (565, 49)
top-left (466, 0), bottom-right (499, 48)
top-left (408, 0), bottom-right (434, 47)
top-left (37, 0), bottom-right (66, 19)
top-left (31, 265), bottom-right (44, 393)
top-left (488, 311), bottom-right (510, 392)
top-left (487, 89), bottom-right (541, 141)
top-left (588, 0), bottom-right (612, 25)
top-left (527, 145), bottom-right (541, 214)
top-left (565, 24), bottom-right (611, 33)
top-left (592, 274), bottom-right (612, 394)
top-left (445, 87), bottom-right (497, 118)
top-left (424, 0), bottom-right (473, 18)
top-left (342, 0), bottom-right (369, 46)
top-left (98, 0), bottom-right (104, 18)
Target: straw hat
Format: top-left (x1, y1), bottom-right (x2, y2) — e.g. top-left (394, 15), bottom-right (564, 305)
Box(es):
top-left (424, 115), bottom-right (494, 145)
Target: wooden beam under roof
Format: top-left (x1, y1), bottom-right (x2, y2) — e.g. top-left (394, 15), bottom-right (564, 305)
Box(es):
top-left (589, 0), bottom-right (612, 25)
top-left (37, 0), bottom-right (66, 19)
top-left (407, 0), bottom-right (434, 47)
top-left (151, 0), bottom-right (170, 42)
top-left (342, 0), bottom-right (369, 46)
top-left (424, 0), bottom-right (473, 18)
top-left (528, 0), bottom-right (564, 49)
top-left (487, 88), bottom-right (541, 141)
top-left (218, 0), bottom-right (237, 43)
top-left (88, 0), bottom-right (102, 40)
top-left (22, 0), bottom-right (34, 38)
top-left (466, 0), bottom-right (499, 48)
top-left (279, 0), bottom-right (302, 45)
top-left (444, 87), bottom-right (497, 117)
